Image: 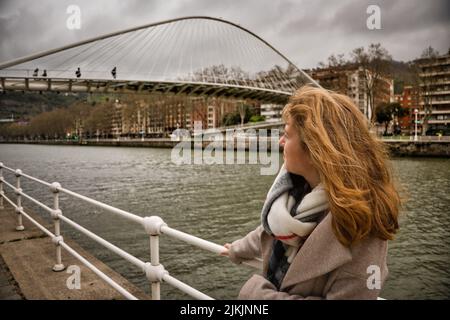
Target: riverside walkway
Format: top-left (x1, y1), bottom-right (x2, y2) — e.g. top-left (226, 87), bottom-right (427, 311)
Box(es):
top-left (0, 202), bottom-right (149, 300)
top-left (0, 253), bottom-right (22, 299)
top-left (1, 135), bottom-right (449, 157)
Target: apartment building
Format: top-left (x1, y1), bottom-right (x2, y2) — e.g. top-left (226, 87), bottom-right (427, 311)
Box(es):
top-left (260, 104), bottom-right (284, 122)
top-left (308, 66), bottom-right (394, 120)
top-left (394, 85), bottom-right (420, 134)
top-left (415, 51), bottom-right (450, 135)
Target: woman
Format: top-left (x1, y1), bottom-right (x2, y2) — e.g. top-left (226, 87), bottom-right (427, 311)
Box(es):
top-left (221, 85), bottom-right (401, 299)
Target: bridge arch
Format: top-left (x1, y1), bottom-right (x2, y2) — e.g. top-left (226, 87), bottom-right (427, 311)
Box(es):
top-left (0, 16), bottom-right (318, 102)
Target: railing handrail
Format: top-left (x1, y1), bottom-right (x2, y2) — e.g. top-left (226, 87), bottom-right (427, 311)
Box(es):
top-left (0, 162), bottom-right (262, 300)
top-left (0, 184), bottom-right (139, 300)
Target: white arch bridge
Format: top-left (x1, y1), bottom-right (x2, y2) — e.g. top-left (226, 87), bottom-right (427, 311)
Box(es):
top-left (0, 16), bottom-right (318, 103)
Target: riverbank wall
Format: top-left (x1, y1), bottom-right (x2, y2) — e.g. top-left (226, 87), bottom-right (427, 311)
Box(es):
top-left (1, 139), bottom-right (449, 157)
top-left (383, 140), bottom-right (449, 157)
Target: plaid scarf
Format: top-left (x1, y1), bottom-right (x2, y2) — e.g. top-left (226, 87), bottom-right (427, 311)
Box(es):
top-left (261, 164), bottom-right (329, 288)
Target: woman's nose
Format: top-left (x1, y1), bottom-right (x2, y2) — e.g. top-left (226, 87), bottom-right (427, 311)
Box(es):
top-left (279, 135), bottom-right (285, 146)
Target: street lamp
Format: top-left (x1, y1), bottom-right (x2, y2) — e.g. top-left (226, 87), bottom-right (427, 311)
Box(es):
top-left (414, 108), bottom-right (419, 141)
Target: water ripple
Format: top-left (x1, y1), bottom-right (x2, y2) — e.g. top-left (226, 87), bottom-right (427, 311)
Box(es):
top-left (0, 144), bottom-right (448, 299)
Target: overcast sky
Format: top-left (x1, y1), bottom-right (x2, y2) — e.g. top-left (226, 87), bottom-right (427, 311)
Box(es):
top-left (0, 0), bottom-right (449, 69)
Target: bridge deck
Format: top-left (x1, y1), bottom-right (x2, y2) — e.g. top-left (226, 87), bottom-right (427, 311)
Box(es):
top-left (0, 77), bottom-right (291, 104)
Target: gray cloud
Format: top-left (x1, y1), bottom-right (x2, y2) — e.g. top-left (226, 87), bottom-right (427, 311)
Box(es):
top-left (0, 0), bottom-right (448, 68)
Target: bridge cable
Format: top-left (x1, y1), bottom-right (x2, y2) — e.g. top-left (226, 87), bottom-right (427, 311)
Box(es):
top-left (131, 26), bottom-right (159, 78)
top-left (94, 29), bottom-right (148, 77)
top-left (147, 23), bottom-right (172, 80)
top-left (162, 19), bottom-right (184, 82)
top-left (52, 33), bottom-right (124, 77)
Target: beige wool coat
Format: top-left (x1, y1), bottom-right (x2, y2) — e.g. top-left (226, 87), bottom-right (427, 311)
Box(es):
top-left (228, 212), bottom-right (389, 300)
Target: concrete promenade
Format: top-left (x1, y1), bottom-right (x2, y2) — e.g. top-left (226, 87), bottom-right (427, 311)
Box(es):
top-left (0, 202), bottom-right (149, 300)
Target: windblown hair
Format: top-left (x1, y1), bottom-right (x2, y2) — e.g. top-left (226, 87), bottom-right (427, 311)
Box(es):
top-left (282, 85), bottom-right (401, 247)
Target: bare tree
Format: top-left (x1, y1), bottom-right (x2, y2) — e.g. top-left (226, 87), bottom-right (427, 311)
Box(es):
top-left (352, 43), bottom-right (392, 125)
top-left (84, 102), bottom-right (114, 138)
top-left (327, 53), bottom-right (347, 68)
top-left (421, 46), bottom-right (440, 59)
top-left (237, 100), bottom-right (246, 125)
top-left (67, 101), bottom-right (92, 140)
top-left (318, 53), bottom-right (348, 69)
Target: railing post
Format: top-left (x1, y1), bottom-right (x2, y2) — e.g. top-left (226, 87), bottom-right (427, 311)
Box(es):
top-left (51, 182), bottom-right (65, 272)
top-left (142, 216), bottom-right (168, 300)
top-left (150, 234), bottom-right (160, 299)
top-left (14, 169), bottom-right (24, 231)
top-left (0, 163), bottom-right (4, 209)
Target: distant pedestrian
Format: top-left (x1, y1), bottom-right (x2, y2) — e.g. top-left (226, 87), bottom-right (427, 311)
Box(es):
top-left (75, 67), bottom-right (81, 78)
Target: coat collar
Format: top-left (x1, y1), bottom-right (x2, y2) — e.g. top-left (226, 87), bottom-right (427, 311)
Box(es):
top-left (280, 213), bottom-right (353, 290)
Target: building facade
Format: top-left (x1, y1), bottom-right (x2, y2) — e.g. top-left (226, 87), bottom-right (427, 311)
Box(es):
top-left (394, 85), bottom-right (420, 135)
top-left (415, 51), bottom-right (450, 135)
top-left (108, 95), bottom-right (253, 137)
top-left (260, 104), bottom-right (284, 122)
top-left (307, 66), bottom-right (394, 121)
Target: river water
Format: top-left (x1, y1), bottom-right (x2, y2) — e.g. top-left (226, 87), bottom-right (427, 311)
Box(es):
top-left (0, 144), bottom-right (449, 299)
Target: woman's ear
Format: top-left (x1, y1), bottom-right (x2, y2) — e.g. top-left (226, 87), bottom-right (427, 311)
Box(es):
top-left (303, 144), bottom-right (315, 166)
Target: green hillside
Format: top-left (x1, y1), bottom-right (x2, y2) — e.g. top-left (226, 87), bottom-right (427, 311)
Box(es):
top-left (0, 91), bottom-right (86, 121)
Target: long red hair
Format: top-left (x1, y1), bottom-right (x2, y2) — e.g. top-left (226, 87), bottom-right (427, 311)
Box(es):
top-left (282, 86), bottom-right (401, 246)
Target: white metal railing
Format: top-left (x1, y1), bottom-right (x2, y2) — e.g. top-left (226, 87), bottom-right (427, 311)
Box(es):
top-left (0, 162), bottom-right (262, 300)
